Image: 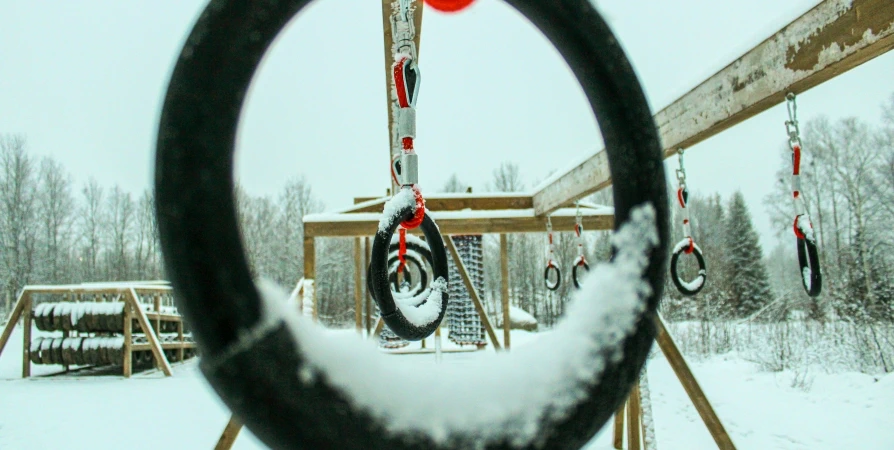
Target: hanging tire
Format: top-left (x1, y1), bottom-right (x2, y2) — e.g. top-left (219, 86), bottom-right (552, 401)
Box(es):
top-left (154, 0), bottom-right (667, 447)
top-left (670, 239), bottom-right (707, 296)
top-left (797, 237), bottom-right (822, 297)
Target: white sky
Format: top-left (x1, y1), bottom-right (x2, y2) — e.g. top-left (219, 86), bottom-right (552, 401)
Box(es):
top-left (2, 0), bottom-right (892, 249)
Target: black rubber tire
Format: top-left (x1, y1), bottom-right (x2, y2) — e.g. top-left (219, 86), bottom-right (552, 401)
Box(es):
top-left (544, 265), bottom-right (561, 291)
top-left (572, 261), bottom-right (590, 289)
top-left (154, 0), bottom-right (667, 448)
top-left (367, 240), bottom-right (432, 300)
top-left (797, 237), bottom-right (822, 297)
top-left (370, 209), bottom-right (449, 341)
top-left (670, 243), bottom-right (707, 296)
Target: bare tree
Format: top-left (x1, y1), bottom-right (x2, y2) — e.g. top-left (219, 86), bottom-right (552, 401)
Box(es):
top-left (79, 178), bottom-right (104, 281)
top-left (0, 135), bottom-right (37, 298)
top-left (105, 186), bottom-right (135, 281)
top-left (35, 157), bottom-right (75, 284)
top-left (491, 162), bottom-right (524, 192)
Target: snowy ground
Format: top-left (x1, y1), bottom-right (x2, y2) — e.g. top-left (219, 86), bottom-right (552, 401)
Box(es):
top-left (1, 325), bottom-right (893, 449)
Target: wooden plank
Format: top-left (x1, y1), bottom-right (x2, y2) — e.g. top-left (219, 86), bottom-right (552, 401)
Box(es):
top-left (354, 238), bottom-right (363, 333)
top-left (143, 313), bottom-right (182, 323)
top-left (365, 237), bottom-right (372, 334)
top-left (373, 317), bottom-right (385, 339)
top-left (303, 237), bottom-right (317, 322)
top-left (533, 0), bottom-right (894, 215)
top-left (177, 319), bottom-right (186, 362)
top-left (305, 213), bottom-right (613, 238)
top-left (349, 195), bottom-right (535, 213)
top-left (655, 315), bottom-right (737, 450)
top-left (215, 415), bottom-right (242, 450)
top-left (612, 402), bottom-right (625, 450)
top-left (444, 236), bottom-right (502, 351)
top-left (132, 342), bottom-right (197, 352)
top-left (123, 304), bottom-right (133, 378)
top-left (381, 0), bottom-right (424, 192)
top-left (626, 382), bottom-right (642, 450)
top-left (500, 234), bottom-right (511, 350)
top-left (22, 293), bottom-right (32, 378)
top-left (0, 291), bottom-right (28, 359)
top-left (127, 288), bottom-right (173, 376)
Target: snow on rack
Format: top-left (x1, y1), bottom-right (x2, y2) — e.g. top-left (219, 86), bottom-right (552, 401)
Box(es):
top-left (259, 204), bottom-right (659, 447)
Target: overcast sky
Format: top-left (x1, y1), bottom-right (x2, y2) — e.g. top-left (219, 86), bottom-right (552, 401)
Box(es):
top-left (1, 0), bottom-right (892, 250)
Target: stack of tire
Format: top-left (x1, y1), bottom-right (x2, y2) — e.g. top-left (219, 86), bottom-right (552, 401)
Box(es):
top-left (446, 235), bottom-right (487, 346)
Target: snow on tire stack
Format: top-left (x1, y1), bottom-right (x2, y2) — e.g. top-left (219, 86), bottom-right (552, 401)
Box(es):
top-left (446, 235), bottom-right (487, 347)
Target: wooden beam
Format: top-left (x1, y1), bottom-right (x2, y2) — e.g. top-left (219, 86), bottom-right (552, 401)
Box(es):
top-left (123, 304), bottom-right (133, 378)
top-left (0, 291), bottom-right (28, 360)
top-left (444, 236), bottom-right (502, 351)
top-left (626, 382), bottom-right (642, 450)
top-left (305, 213), bottom-right (613, 238)
top-left (127, 288), bottom-right (173, 376)
top-left (349, 194), bottom-right (534, 213)
top-left (303, 236), bottom-right (317, 322)
top-left (365, 237), bottom-right (372, 334)
top-left (533, 0), bottom-right (894, 214)
top-left (215, 415), bottom-right (242, 450)
top-left (655, 315), bottom-right (737, 450)
top-left (382, 0), bottom-right (424, 192)
top-left (354, 238), bottom-right (363, 333)
top-left (612, 402), bottom-right (625, 449)
top-left (500, 234), bottom-right (511, 350)
top-left (21, 293), bottom-right (32, 378)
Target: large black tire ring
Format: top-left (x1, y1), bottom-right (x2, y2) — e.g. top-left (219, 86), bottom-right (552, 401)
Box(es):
top-left (544, 265), bottom-right (561, 291)
top-left (797, 237), bottom-right (822, 297)
top-left (670, 245), bottom-right (707, 296)
top-left (572, 262), bottom-right (590, 289)
top-left (154, 0), bottom-right (667, 448)
top-left (370, 209), bottom-right (450, 341)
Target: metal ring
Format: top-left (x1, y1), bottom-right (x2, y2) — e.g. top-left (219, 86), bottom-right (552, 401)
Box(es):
top-left (154, 0), bottom-right (667, 447)
top-left (797, 237), bottom-right (822, 297)
top-left (544, 264), bottom-right (561, 291)
top-left (670, 241), bottom-right (707, 296)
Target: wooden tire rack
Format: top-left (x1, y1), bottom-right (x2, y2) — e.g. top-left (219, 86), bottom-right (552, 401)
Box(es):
top-left (0, 283), bottom-right (197, 378)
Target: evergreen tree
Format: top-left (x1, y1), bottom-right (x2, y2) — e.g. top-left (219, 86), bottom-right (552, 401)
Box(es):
top-left (724, 191), bottom-right (774, 318)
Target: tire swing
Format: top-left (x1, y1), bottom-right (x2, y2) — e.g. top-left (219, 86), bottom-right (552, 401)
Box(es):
top-left (784, 93), bottom-right (822, 297)
top-left (543, 216), bottom-right (561, 291)
top-left (153, 0), bottom-right (667, 448)
top-left (669, 149), bottom-right (707, 296)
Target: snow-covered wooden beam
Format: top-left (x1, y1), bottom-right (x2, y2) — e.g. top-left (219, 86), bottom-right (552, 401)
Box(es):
top-left (345, 193), bottom-right (535, 214)
top-left (304, 207), bottom-right (614, 237)
top-left (533, 0), bottom-right (894, 215)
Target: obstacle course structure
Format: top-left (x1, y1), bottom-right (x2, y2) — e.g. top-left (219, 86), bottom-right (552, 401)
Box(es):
top-left (0, 282), bottom-right (197, 378)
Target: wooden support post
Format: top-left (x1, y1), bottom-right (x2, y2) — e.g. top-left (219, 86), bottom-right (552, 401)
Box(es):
top-left (215, 415), bottom-right (242, 450)
top-left (303, 236), bottom-right (317, 322)
top-left (354, 238), bottom-right (363, 333)
top-left (126, 288), bottom-right (172, 376)
top-left (177, 319), bottom-right (185, 362)
top-left (153, 293), bottom-right (161, 332)
top-left (21, 292), bottom-right (32, 378)
top-left (445, 236), bottom-right (502, 351)
top-left (499, 234), bottom-right (511, 350)
top-left (123, 302), bottom-right (133, 378)
top-left (612, 402), bottom-right (625, 450)
top-left (373, 317), bottom-right (385, 339)
top-left (0, 290), bottom-right (28, 360)
top-left (364, 237), bottom-right (372, 334)
top-left (626, 382), bottom-right (642, 450)
top-left (381, 0), bottom-right (424, 192)
top-left (655, 315), bottom-right (736, 450)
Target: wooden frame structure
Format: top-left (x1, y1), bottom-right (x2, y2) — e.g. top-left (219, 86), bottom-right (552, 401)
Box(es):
top-left (217, 0), bottom-right (894, 447)
top-left (0, 283), bottom-right (196, 378)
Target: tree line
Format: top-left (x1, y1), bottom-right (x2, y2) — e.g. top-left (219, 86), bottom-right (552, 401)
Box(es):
top-left (3, 93), bottom-right (891, 326)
